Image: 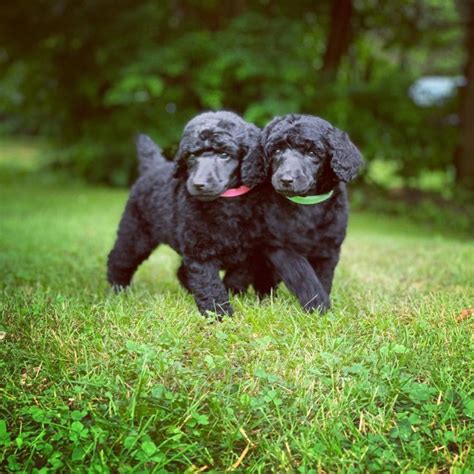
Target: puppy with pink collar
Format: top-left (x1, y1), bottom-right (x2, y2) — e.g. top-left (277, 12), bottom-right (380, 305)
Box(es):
top-left (107, 111), bottom-right (275, 317)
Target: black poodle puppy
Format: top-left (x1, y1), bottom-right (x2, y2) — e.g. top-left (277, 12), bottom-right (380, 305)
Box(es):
top-left (258, 114), bottom-right (363, 312)
top-left (107, 111), bottom-right (274, 316)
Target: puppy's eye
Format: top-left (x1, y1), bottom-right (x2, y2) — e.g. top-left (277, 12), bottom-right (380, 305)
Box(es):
top-left (220, 152), bottom-right (230, 159)
top-left (274, 148), bottom-right (282, 155)
top-left (308, 151), bottom-right (319, 161)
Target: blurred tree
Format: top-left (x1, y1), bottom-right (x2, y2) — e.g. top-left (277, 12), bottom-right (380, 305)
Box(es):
top-left (456, 0), bottom-right (474, 190)
top-left (322, 0), bottom-right (354, 76)
top-left (0, 0), bottom-right (468, 192)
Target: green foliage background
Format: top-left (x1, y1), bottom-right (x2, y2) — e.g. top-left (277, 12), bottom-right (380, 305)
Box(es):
top-left (0, 0), bottom-right (466, 186)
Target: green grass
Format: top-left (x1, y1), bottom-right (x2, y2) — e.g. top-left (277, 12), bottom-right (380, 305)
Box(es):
top-left (1, 140), bottom-right (473, 472)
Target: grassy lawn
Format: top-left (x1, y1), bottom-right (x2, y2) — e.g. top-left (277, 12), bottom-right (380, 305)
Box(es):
top-left (0, 140), bottom-right (473, 472)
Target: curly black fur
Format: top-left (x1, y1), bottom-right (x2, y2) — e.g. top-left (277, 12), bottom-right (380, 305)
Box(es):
top-left (107, 111), bottom-right (273, 317)
top-left (256, 114), bottom-right (363, 312)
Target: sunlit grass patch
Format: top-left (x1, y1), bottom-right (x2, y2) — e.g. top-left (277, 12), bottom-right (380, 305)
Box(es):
top-left (0, 136), bottom-right (50, 171)
top-left (1, 160), bottom-right (473, 471)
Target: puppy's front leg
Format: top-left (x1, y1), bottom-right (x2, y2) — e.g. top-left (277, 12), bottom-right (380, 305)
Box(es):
top-left (267, 249), bottom-right (330, 313)
top-left (183, 258), bottom-right (233, 317)
top-left (309, 253), bottom-right (340, 295)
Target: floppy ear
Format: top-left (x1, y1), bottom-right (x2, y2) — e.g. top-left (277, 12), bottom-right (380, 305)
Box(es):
top-left (240, 125), bottom-right (267, 188)
top-left (327, 127), bottom-right (363, 182)
top-left (173, 145), bottom-right (188, 179)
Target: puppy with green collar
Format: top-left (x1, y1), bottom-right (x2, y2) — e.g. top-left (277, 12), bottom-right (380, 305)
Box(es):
top-left (258, 114), bottom-right (363, 313)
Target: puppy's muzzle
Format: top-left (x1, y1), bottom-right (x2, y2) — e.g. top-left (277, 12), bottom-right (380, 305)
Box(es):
top-left (192, 181), bottom-right (208, 192)
top-left (273, 172), bottom-right (311, 195)
top-left (279, 175), bottom-right (294, 188)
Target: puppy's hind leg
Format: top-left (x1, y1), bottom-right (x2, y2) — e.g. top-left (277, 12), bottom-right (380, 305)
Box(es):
top-left (252, 255), bottom-right (280, 299)
top-left (107, 202), bottom-right (156, 289)
top-left (223, 267), bottom-right (253, 295)
top-left (223, 256), bottom-right (280, 299)
top-left (177, 262), bottom-right (192, 293)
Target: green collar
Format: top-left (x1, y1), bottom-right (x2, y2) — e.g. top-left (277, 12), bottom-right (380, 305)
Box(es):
top-left (286, 190), bottom-right (334, 205)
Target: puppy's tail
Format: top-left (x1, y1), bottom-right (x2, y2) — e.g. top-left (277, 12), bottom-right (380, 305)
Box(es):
top-left (136, 134), bottom-right (166, 176)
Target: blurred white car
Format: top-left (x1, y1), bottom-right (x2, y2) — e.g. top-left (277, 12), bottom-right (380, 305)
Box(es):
top-left (409, 75), bottom-right (466, 107)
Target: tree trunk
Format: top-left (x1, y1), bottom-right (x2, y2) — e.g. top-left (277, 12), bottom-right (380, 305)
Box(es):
top-left (321, 0), bottom-right (353, 76)
top-left (456, 0), bottom-right (474, 190)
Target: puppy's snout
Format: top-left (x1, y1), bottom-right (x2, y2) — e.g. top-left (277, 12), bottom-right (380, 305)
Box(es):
top-left (279, 176), bottom-right (294, 187)
top-left (193, 181), bottom-right (207, 191)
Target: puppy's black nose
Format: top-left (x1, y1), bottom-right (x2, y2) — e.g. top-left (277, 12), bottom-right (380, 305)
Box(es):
top-left (193, 182), bottom-right (206, 191)
top-left (280, 176), bottom-right (294, 187)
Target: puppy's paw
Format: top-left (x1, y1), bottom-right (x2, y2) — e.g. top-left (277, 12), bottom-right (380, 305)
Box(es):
top-left (223, 272), bottom-right (251, 296)
top-left (215, 301), bottom-right (234, 317)
top-left (202, 301), bottom-right (234, 320)
top-left (110, 282), bottom-right (129, 294)
top-left (225, 283), bottom-right (248, 296)
top-left (255, 285), bottom-right (278, 300)
top-left (304, 295), bottom-right (330, 314)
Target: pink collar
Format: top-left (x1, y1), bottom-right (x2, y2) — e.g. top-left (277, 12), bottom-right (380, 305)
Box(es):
top-left (220, 185), bottom-right (251, 198)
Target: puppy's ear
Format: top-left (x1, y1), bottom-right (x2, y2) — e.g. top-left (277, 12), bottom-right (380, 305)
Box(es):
top-left (240, 125), bottom-right (267, 188)
top-left (327, 127), bottom-right (363, 182)
top-left (173, 145), bottom-right (188, 179)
